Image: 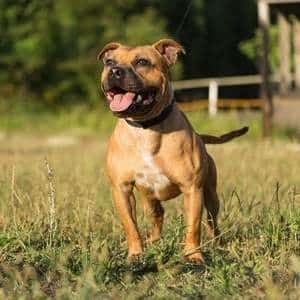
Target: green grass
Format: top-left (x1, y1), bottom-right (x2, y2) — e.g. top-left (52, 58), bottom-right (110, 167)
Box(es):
top-left (0, 101), bottom-right (116, 136)
top-left (0, 101), bottom-right (298, 141)
top-left (0, 109), bottom-right (299, 299)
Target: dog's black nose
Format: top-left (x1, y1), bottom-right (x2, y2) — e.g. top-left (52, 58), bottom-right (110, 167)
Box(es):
top-left (110, 67), bottom-right (124, 80)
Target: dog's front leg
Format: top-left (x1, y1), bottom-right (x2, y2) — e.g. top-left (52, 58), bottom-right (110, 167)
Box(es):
top-left (112, 184), bottom-right (143, 258)
top-left (183, 186), bottom-right (205, 263)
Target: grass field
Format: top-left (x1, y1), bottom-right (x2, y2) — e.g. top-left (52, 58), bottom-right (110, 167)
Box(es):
top-left (0, 109), bottom-right (299, 299)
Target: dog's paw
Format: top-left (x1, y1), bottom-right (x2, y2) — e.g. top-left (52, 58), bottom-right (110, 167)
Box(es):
top-left (127, 252), bottom-right (143, 263)
top-left (183, 251), bottom-right (205, 264)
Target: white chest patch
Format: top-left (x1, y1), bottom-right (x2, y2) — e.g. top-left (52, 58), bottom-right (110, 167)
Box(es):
top-left (135, 152), bottom-right (171, 198)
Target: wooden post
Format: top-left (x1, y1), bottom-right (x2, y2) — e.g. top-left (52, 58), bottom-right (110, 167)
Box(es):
top-left (293, 17), bottom-right (300, 89)
top-left (278, 12), bottom-right (292, 94)
top-left (209, 80), bottom-right (218, 116)
top-left (258, 0), bottom-right (273, 138)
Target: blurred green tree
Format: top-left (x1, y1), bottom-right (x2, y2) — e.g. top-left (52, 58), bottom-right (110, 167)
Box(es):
top-left (0, 0), bottom-right (169, 105)
top-left (239, 25), bottom-right (279, 73)
top-left (0, 0), bottom-right (258, 106)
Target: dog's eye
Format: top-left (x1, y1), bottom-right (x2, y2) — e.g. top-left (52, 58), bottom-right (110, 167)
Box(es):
top-left (105, 59), bottom-right (116, 66)
top-left (135, 58), bottom-right (151, 66)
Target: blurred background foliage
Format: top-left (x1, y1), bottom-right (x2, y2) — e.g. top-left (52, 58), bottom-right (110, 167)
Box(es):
top-left (240, 25), bottom-right (279, 73)
top-left (0, 0), bottom-right (277, 106)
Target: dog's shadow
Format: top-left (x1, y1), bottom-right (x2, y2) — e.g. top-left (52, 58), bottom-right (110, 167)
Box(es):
top-left (123, 255), bottom-right (158, 282)
top-left (125, 247), bottom-right (236, 279)
top-left (124, 253), bottom-right (207, 281)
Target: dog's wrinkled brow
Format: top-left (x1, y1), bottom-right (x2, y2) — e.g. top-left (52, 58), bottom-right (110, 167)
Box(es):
top-left (133, 55), bottom-right (152, 64)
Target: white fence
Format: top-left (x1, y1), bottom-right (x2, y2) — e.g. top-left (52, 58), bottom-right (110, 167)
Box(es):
top-left (173, 74), bottom-right (279, 116)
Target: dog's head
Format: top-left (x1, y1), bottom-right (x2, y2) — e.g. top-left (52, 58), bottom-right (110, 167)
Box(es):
top-left (98, 39), bottom-right (185, 120)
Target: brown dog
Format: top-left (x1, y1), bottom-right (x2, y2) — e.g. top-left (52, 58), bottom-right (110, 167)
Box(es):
top-left (98, 39), bottom-right (248, 263)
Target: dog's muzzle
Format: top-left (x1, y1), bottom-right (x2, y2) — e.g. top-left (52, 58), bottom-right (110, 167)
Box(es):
top-left (103, 66), bottom-right (157, 115)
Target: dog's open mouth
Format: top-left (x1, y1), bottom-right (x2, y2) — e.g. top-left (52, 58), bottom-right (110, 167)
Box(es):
top-left (106, 87), bottom-right (156, 112)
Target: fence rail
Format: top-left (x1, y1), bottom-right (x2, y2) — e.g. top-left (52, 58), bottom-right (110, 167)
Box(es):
top-left (173, 74), bottom-right (279, 115)
top-left (173, 74), bottom-right (279, 90)
top-left (178, 99), bottom-right (262, 112)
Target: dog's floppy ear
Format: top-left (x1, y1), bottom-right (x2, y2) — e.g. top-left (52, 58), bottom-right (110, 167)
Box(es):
top-left (97, 42), bottom-right (121, 61)
top-left (153, 39), bottom-right (185, 66)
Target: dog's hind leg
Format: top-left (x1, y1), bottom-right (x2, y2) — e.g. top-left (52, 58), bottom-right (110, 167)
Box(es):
top-left (204, 154), bottom-right (220, 238)
top-left (204, 187), bottom-right (220, 238)
top-left (141, 196), bottom-right (164, 243)
top-left (129, 193), bottom-right (137, 225)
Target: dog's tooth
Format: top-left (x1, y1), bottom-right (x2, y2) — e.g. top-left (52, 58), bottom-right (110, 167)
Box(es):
top-left (136, 94), bottom-right (142, 103)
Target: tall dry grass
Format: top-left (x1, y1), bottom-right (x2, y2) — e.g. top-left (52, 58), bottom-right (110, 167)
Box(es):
top-left (0, 111), bottom-right (299, 298)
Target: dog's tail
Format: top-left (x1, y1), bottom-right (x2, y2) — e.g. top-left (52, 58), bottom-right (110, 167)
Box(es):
top-left (198, 126), bottom-right (249, 144)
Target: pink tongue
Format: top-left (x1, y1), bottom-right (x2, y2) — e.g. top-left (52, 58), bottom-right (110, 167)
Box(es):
top-left (109, 92), bottom-right (136, 112)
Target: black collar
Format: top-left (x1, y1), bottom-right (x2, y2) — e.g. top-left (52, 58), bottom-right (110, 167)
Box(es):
top-left (125, 101), bottom-right (174, 129)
